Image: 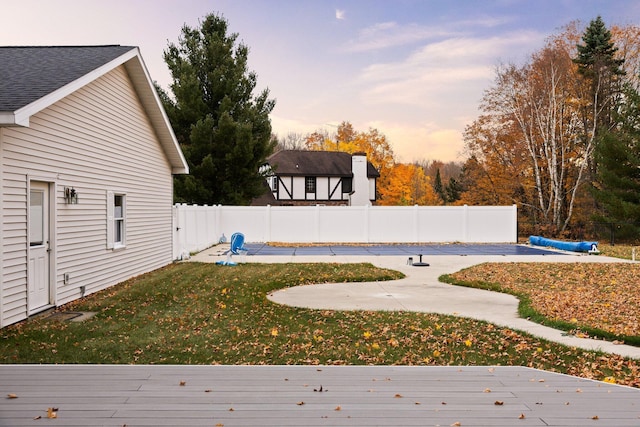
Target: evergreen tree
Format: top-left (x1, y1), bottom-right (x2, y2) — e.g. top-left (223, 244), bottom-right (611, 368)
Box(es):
top-left (433, 169), bottom-right (446, 204)
top-left (445, 177), bottom-right (462, 204)
top-left (161, 13), bottom-right (276, 205)
top-left (574, 16), bottom-right (625, 131)
top-left (591, 84), bottom-right (640, 235)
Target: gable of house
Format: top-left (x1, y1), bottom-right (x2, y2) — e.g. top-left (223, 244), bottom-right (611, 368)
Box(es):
top-left (0, 46), bottom-right (188, 328)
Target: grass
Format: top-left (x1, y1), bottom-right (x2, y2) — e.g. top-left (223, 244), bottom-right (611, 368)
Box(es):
top-left (1, 261), bottom-right (640, 387)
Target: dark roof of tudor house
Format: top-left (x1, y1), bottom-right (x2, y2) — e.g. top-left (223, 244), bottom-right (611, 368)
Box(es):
top-left (267, 150), bottom-right (380, 178)
top-left (0, 45), bottom-right (136, 111)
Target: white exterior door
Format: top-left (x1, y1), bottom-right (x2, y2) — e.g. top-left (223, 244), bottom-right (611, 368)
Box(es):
top-left (28, 181), bottom-right (51, 313)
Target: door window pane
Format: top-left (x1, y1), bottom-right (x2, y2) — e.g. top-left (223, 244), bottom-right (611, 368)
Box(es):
top-left (30, 190), bottom-right (44, 246)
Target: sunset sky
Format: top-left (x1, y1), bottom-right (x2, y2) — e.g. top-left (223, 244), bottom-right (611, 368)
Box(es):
top-left (3, 0), bottom-right (640, 163)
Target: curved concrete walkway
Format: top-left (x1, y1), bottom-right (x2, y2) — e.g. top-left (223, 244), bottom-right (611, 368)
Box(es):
top-left (191, 248), bottom-right (640, 359)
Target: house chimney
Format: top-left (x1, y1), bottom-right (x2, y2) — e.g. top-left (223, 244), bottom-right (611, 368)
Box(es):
top-left (351, 152), bottom-right (371, 206)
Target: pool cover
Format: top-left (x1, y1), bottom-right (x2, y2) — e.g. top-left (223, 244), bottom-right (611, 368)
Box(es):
top-left (244, 243), bottom-right (561, 256)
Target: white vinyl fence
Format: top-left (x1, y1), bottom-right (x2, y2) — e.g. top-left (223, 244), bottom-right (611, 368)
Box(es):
top-left (172, 204), bottom-right (518, 259)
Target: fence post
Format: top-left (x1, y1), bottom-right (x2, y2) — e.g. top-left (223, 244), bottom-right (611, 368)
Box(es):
top-left (463, 204), bottom-right (469, 242)
top-left (314, 204), bottom-right (321, 243)
top-left (172, 204), bottom-right (178, 260)
top-left (414, 204), bottom-right (419, 243)
top-left (265, 205), bottom-right (271, 242)
top-left (364, 204), bottom-right (370, 243)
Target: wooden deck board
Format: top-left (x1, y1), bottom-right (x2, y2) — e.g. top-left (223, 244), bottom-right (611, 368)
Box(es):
top-left (0, 365), bottom-right (638, 426)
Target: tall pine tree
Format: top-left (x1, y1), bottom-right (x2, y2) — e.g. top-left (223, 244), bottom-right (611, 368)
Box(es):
top-left (574, 16), bottom-right (625, 131)
top-left (433, 169), bottom-right (446, 204)
top-left (161, 13), bottom-right (276, 205)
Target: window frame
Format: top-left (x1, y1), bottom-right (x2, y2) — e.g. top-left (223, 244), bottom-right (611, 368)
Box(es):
top-left (113, 194), bottom-right (126, 248)
top-left (106, 191), bottom-right (126, 250)
top-left (305, 176), bottom-right (316, 193)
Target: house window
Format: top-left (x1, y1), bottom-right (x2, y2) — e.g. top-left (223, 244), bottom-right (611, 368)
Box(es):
top-left (113, 195), bottom-right (125, 247)
top-left (305, 177), bottom-right (316, 193)
top-left (342, 177), bottom-right (353, 193)
top-left (271, 176), bottom-right (278, 192)
top-left (107, 191), bottom-right (126, 249)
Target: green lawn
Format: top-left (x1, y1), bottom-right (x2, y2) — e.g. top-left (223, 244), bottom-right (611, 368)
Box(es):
top-left (1, 262), bottom-right (639, 387)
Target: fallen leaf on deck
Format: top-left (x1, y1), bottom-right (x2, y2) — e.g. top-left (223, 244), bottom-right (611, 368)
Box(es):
top-left (6, 393), bottom-right (17, 399)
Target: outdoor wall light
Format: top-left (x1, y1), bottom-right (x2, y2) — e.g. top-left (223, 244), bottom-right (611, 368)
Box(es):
top-left (64, 186), bottom-right (78, 204)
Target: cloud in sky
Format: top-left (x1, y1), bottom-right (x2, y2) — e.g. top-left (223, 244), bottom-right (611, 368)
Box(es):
top-left (336, 9), bottom-right (346, 20)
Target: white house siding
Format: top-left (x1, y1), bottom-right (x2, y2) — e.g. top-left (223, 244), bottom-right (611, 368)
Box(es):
top-left (291, 177), bottom-right (306, 200)
top-left (0, 65), bottom-right (174, 327)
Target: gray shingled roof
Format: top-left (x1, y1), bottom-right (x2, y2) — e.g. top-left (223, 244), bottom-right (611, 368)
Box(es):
top-left (0, 45), bottom-right (135, 111)
top-left (267, 150), bottom-right (380, 178)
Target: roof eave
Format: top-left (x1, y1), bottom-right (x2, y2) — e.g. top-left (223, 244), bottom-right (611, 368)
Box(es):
top-left (122, 51), bottom-right (189, 175)
top-left (0, 111), bottom-right (29, 126)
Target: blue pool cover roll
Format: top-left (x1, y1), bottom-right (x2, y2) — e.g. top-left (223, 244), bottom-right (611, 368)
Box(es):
top-left (529, 235), bottom-right (598, 252)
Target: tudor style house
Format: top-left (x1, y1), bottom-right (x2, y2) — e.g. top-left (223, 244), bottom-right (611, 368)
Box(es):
top-left (0, 46), bottom-right (188, 328)
top-left (255, 150), bottom-right (379, 206)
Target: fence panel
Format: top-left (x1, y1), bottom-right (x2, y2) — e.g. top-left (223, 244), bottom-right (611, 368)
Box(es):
top-left (173, 204), bottom-right (518, 258)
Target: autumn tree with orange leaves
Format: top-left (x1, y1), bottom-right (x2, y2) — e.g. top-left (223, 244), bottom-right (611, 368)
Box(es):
top-left (302, 122), bottom-right (442, 205)
top-left (462, 18), bottom-right (640, 235)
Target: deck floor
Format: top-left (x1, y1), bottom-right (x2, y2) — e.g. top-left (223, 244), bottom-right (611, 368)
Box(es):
top-left (1, 365), bottom-right (638, 426)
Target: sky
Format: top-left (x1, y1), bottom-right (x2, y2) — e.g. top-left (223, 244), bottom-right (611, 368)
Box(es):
top-left (3, 0), bottom-right (640, 163)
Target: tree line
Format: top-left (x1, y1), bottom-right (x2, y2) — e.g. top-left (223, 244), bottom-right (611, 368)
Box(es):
top-left (159, 13), bottom-right (640, 240)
